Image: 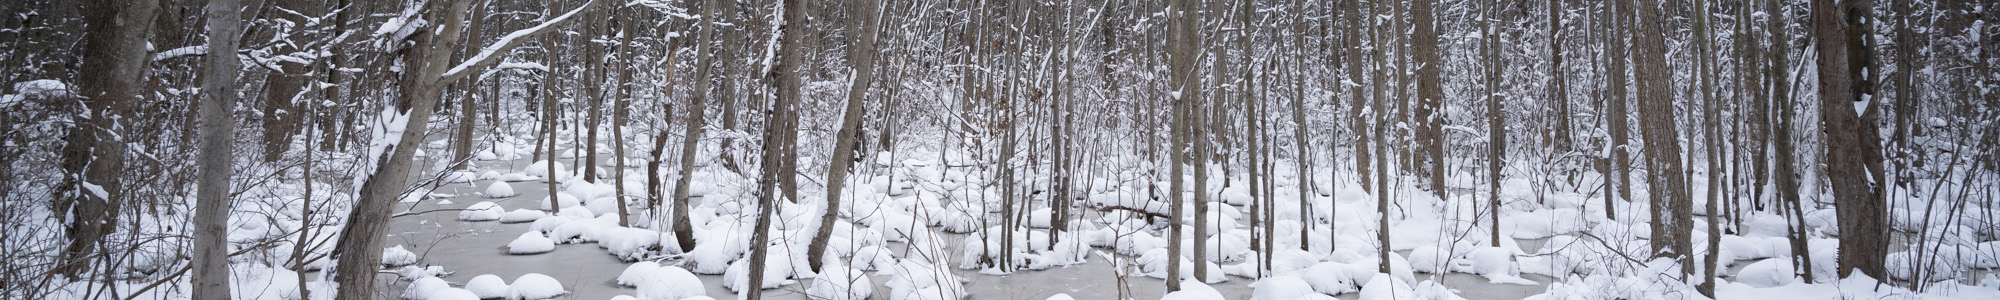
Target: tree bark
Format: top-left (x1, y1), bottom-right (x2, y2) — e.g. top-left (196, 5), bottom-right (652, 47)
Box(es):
top-left (56, 0), bottom-right (159, 278)
top-left (1813, 0), bottom-right (1888, 280)
top-left (670, 0), bottom-right (719, 255)
top-left (745, 0), bottom-right (806, 296)
top-left (1766, 0), bottom-right (1812, 282)
top-left (191, 0), bottom-right (242, 297)
top-left (332, 0), bottom-right (473, 297)
top-left (1606, 0), bottom-right (1633, 221)
top-left (1485, 0), bottom-right (1507, 248)
top-left (1411, 0), bottom-right (1445, 200)
top-left (1634, 0), bottom-right (1692, 275)
top-left (810, 0), bottom-right (881, 272)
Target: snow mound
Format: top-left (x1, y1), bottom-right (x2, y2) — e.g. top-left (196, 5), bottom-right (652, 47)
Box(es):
top-left (1161, 279), bottom-right (1225, 300)
top-left (499, 173), bottom-right (535, 182)
top-left (402, 276), bottom-right (449, 299)
top-left (508, 232), bottom-right (555, 255)
top-left (478, 171), bottom-right (503, 180)
top-left (459, 202), bottom-right (504, 221)
top-left (446, 171), bottom-right (477, 183)
top-left (428, 288), bottom-right (479, 300)
top-left (1045, 294), bottom-right (1076, 300)
top-left (1298, 262), bottom-right (1370, 295)
top-left (485, 182), bottom-right (517, 198)
top-left (499, 209), bottom-right (547, 223)
top-left (523, 160), bottom-right (568, 181)
top-left (806, 262), bottom-right (873, 300)
top-left (634, 265), bottom-right (705, 300)
top-left (382, 245), bottom-right (419, 267)
top-left (617, 261), bottom-right (661, 286)
top-left (1249, 276), bottom-right (1336, 300)
top-left (541, 193), bottom-right (583, 211)
top-left (505, 273), bottom-right (566, 300)
top-left (465, 274), bottom-right (509, 299)
top-left (1735, 259), bottom-right (1795, 288)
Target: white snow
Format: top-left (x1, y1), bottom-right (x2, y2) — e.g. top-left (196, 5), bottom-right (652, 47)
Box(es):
top-left (1248, 276), bottom-right (1336, 300)
top-left (485, 182), bottom-right (517, 198)
top-left (382, 245), bottom-right (419, 267)
top-left (465, 274), bottom-right (510, 299)
top-left (806, 262), bottom-right (873, 300)
top-left (499, 209), bottom-right (547, 223)
top-left (634, 265), bottom-right (705, 300)
top-left (507, 231), bottom-right (556, 254)
top-left (459, 201), bottom-right (504, 221)
top-left (402, 276), bottom-right (450, 300)
top-left (504, 273), bottom-right (566, 300)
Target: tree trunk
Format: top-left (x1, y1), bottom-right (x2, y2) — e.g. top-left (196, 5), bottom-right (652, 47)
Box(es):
top-left (1548, 0), bottom-right (1573, 153)
top-left (332, 0), bottom-right (473, 298)
top-left (191, 0), bottom-right (242, 297)
top-left (1485, 0), bottom-right (1507, 248)
top-left (1165, 0), bottom-right (1198, 291)
top-left (56, 0), bottom-right (159, 278)
top-left (1813, 0), bottom-right (1888, 280)
top-left (1372, 0), bottom-right (1393, 274)
top-left (670, 0), bottom-right (718, 255)
top-left (451, 1), bottom-right (489, 171)
top-left (1766, 0), bottom-right (1812, 282)
top-left (259, 0), bottom-right (320, 162)
top-left (1411, 0), bottom-right (1445, 200)
top-left (611, 7), bottom-right (635, 227)
top-left (1634, 0), bottom-right (1692, 275)
top-left (581, 7), bottom-right (607, 183)
top-left (1695, 0), bottom-right (1721, 294)
top-left (1606, 0), bottom-right (1632, 221)
top-left (810, 0), bottom-right (880, 272)
top-left (1344, 0), bottom-right (1370, 195)
top-left (745, 0), bottom-right (806, 296)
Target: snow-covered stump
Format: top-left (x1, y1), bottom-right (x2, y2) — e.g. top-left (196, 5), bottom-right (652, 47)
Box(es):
top-left (382, 245), bottom-right (419, 267)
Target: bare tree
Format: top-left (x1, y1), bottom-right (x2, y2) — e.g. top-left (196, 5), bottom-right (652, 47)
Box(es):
top-left (1165, 0), bottom-right (1199, 290)
top-left (810, 0), bottom-right (882, 272)
top-left (1813, 0), bottom-right (1888, 280)
top-left (744, 0), bottom-right (807, 297)
top-left (1411, 0), bottom-right (1445, 201)
top-left (670, 0), bottom-right (720, 255)
top-left (55, 0), bottom-right (160, 278)
top-left (190, 0), bottom-right (242, 297)
top-left (1634, 0), bottom-right (1692, 275)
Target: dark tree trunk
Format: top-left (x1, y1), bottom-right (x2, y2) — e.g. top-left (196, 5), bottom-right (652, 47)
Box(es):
top-left (1813, 0), bottom-right (1888, 280)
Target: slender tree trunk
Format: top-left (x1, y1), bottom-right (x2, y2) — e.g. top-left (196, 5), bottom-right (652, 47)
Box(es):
top-left (190, 0), bottom-right (242, 297)
top-left (451, 2), bottom-right (489, 171)
top-left (581, 7), bottom-right (607, 183)
top-left (1606, 0), bottom-right (1632, 221)
top-left (1165, 0), bottom-right (1198, 291)
top-left (1372, 0), bottom-right (1393, 274)
top-left (1549, 0), bottom-right (1572, 153)
top-left (611, 7), bottom-right (636, 227)
top-left (1766, 0), bottom-right (1812, 282)
top-left (670, 0), bottom-right (718, 255)
top-left (1696, 0), bottom-right (1721, 294)
top-left (1484, 0), bottom-right (1507, 248)
top-left (809, 0), bottom-right (881, 272)
top-left (1814, 0), bottom-right (1888, 280)
top-left (259, 0), bottom-right (320, 162)
top-left (745, 0), bottom-right (806, 296)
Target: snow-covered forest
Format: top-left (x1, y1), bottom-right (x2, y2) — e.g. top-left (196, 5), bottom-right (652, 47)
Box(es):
top-left (1, 0), bottom-right (1996, 299)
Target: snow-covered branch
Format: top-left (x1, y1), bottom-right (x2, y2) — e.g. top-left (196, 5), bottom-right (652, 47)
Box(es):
top-left (438, 0), bottom-right (604, 83)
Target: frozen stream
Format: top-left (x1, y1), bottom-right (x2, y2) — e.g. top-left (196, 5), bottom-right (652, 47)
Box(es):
top-left (369, 154), bottom-right (1559, 299)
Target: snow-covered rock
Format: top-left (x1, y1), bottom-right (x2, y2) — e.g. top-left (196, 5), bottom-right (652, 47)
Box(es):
top-left (382, 245), bottom-right (419, 267)
top-left (505, 273), bottom-right (566, 300)
top-left (1160, 279), bottom-right (1225, 300)
top-left (499, 209), bottom-right (547, 223)
top-left (617, 261), bottom-right (661, 286)
top-left (634, 266), bottom-right (705, 300)
top-left (465, 274), bottom-right (509, 299)
top-left (507, 232), bottom-right (555, 255)
top-left (459, 202), bottom-right (504, 221)
top-left (806, 262), bottom-right (873, 300)
top-left (402, 276), bottom-right (450, 299)
top-left (428, 288), bottom-right (480, 300)
top-left (1249, 276), bottom-right (1337, 300)
top-left (485, 182), bottom-right (517, 198)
